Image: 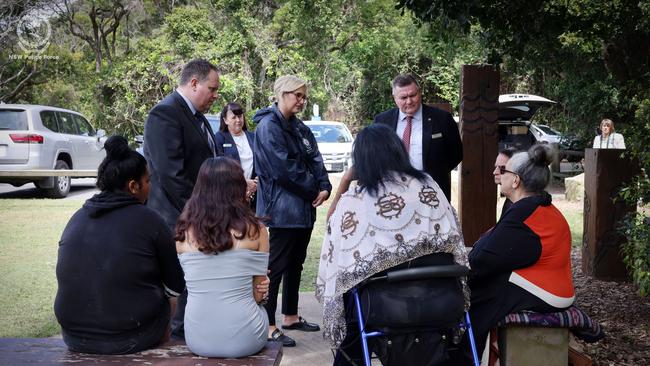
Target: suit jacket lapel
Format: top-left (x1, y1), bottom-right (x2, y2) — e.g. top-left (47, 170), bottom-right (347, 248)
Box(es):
top-left (389, 109), bottom-right (399, 130)
top-left (172, 91), bottom-right (213, 153)
top-left (245, 131), bottom-right (255, 148)
top-left (245, 131), bottom-right (256, 178)
top-left (224, 132), bottom-right (240, 160)
top-left (421, 105), bottom-right (433, 161)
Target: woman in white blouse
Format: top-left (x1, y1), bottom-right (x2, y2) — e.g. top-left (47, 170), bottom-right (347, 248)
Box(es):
top-left (215, 102), bottom-right (257, 204)
top-left (593, 118), bottom-right (625, 149)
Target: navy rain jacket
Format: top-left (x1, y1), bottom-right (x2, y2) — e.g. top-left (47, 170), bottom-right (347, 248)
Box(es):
top-left (253, 104), bottom-right (331, 228)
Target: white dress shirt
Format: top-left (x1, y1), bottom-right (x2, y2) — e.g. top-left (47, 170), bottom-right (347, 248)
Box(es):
top-left (396, 105), bottom-right (424, 170)
top-left (232, 133), bottom-right (254, 179)
top-left (592, 133), bottom-right (625, 149)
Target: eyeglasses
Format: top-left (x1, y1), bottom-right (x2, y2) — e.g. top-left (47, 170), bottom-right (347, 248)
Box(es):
top-left (285, 91), bottom-right (308, 102)
top-left (498, 165), bottom-right (518, 176)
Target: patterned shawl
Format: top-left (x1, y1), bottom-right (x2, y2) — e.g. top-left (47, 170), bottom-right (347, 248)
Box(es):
top-left (315, 173), bottom-right (469, 347)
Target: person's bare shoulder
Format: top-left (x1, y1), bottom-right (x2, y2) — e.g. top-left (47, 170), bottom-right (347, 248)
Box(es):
top-left (176, 239), bottom-right (195, 254)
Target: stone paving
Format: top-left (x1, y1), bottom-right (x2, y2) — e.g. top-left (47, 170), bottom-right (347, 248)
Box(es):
top-left (275, 293), bottom-right (334, 366)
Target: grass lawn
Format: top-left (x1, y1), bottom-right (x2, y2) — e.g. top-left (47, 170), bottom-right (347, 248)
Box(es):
top-left (0, 199), bottom-right (82, 337)
top-left (0, 174), bottom-right (584, 338)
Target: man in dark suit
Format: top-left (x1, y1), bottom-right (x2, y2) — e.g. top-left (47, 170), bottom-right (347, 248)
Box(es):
top-left (326, 74), bottom-right (463, 220)
top-left (374, 74), bottom-right (462, 201)
top-left (144, 59), bottom-right (219, 229)
top-left (144, 59), bottom-right (220, 339)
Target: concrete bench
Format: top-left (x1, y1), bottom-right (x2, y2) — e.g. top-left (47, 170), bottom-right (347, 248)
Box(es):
top-left (0, 338), bottom-right (282, 365)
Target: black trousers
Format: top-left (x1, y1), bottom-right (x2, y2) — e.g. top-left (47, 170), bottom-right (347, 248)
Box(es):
top-left (264, 227), bottom-right (312, 326)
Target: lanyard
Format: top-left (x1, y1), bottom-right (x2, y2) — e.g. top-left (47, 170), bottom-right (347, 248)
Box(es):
top-left (600, 135), bottom-right (611, 148)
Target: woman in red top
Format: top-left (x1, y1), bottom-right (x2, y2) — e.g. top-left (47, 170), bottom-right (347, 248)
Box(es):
top-left (467, 144), bottom-right (574, 358)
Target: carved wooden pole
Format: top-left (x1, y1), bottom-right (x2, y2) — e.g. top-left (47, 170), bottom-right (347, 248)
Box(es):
top-left (459, 65), bottom-right (500, 246)
top-left (582, 148), bottom-right (639, 280)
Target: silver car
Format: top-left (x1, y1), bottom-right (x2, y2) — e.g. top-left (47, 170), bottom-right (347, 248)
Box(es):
top-left (0, 104), bottom-right (106, 197)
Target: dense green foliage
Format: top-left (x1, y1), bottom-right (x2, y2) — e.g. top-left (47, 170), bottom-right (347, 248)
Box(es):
top-left (1, 0), bottom-right (483, 135)
top-left (399, 0), bottom-right (650, 294)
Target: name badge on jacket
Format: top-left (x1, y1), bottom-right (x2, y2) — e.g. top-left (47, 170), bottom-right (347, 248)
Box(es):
top-left (223, 143), bottom-right (232, 148)
top-left (431, 133), bottom-right (443, 139)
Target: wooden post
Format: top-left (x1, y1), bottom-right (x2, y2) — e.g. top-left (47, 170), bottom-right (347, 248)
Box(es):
top-left (459, 65), bottom-right (500, 246)
top-left (582, 148), bottom-right (639, 280)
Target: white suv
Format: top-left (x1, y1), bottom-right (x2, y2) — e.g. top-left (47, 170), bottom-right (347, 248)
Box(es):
top-left (498, 94), bottom-right (556, 151)
top-left (304, 120), bottom-right (354, 172)
top-left (529, 124), bottom-right (563, 144)
top-left (0, 104), bottom-right (106, 197)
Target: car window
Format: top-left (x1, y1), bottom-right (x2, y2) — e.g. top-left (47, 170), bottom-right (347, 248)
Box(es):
top-left (73, 114), bottom-right (95, 136)
top-left (309, 124), bottom-right (353, 143)
top-left (205, 116), bottom-right (220, 133)
top-left (0, 109), bottom-right (28, 130)
top-left (40, 111), bottom-right (59, 132)
top-left (537, 125), bottom-right (560, 135)
top-left (56, 112), bottom-right (78, 135)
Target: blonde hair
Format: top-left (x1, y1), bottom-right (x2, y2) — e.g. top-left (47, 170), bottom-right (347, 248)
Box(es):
top-left (273, 75), bottom-right (308, 102)
top-left (600, 118), bottom-right (615, 134)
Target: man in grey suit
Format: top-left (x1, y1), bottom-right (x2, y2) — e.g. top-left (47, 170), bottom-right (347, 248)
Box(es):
top-left (144, 59), bottom-right (220, 339)
top-left (374, 74), bottom-right (462, 201)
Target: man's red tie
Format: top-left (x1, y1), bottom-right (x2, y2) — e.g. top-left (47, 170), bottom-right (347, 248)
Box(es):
top-left (401, 115), bottom-right (413, 153)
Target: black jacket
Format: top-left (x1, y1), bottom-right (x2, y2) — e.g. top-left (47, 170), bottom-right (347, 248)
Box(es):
top-left (253, 104), bottom-right (331, 228)
top-left (144, 91), bottom-right (219, 230)
top-left (215, 130), bottom-right (256, 178)
top-left (54, 191), bottom-right (185, 342)
top-left (374, 104), bottom-right (462, 201)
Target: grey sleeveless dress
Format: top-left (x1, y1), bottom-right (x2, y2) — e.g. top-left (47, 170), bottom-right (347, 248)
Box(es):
top-left (179, 249), bottom-right (269, 358)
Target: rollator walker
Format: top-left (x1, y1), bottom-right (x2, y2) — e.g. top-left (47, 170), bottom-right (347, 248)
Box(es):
top-left (348, 253), bottom-right (480, 366)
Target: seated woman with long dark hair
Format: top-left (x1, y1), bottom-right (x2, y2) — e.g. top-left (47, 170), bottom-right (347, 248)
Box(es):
top-left (467, 144), bottom-right (574, 359)
top-left (316, 124), bottom-right (469, 365)
top-left (54, 136), bottom-right (185, 354)
top-left (175, 157), bottom-right (269, 358)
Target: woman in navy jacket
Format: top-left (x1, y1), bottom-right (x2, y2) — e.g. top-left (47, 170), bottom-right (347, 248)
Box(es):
top-left (214, 102), bottom-right (257, 205)
top-left (253, 75), bottom-right (332, 347)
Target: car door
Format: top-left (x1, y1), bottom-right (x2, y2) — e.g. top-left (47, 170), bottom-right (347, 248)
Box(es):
top-left (55, 111), bottom-right (89, 169)
top-left (72, 114), bottom-right (104, 168)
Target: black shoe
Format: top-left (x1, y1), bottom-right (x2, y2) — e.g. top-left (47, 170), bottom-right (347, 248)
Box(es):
top-left (268, 329), bottom-right (296, 347)
top-left (282, 316), bottom-right (320, 332)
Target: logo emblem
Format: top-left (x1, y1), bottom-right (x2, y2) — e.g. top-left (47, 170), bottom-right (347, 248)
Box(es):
top-left (17, 16), bottom-right (52, 54)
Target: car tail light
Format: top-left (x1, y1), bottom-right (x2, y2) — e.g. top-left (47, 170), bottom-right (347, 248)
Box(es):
top-left (9, 134), bottom-right (44, 144)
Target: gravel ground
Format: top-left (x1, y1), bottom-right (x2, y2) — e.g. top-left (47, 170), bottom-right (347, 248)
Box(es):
top-left (570, 248), bottom-right (650, 365)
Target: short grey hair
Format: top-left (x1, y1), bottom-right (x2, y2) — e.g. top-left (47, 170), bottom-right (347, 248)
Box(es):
top-left (509, 144), bottom-right (554, 194)
top-left (391, 74), bottom-right (420, 95)
top-left (273, 75), bottom-right (308, 102)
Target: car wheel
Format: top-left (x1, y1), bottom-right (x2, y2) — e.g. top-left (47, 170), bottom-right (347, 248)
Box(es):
top-left (44, 160), bottom-right (71, 198)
